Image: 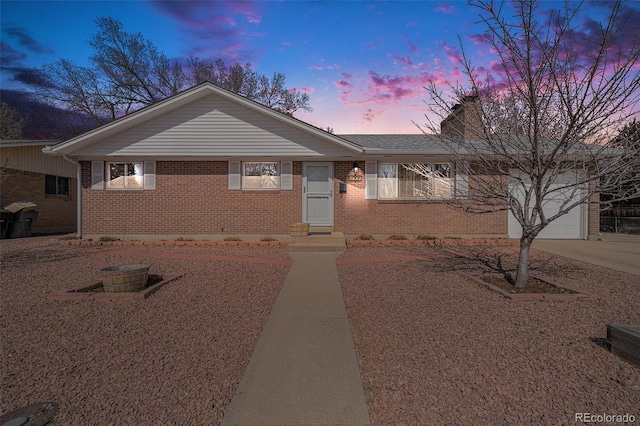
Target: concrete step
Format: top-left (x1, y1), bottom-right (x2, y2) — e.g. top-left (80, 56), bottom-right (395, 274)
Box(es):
top-left (309, 226), bottom-right (333, 235)
top-left (287, 232), bottom-right (347, 252)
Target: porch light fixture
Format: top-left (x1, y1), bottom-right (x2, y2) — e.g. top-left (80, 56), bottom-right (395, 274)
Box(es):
top-left (353, 162), bottom-right (359, 173)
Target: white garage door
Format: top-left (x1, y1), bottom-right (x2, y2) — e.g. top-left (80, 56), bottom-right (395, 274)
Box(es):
top-left (508, 178), bottom-right (586, 239)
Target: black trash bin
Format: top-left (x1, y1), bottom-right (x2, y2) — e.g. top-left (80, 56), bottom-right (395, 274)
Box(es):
top-left (8, 210), bottom-right (39, 238)
top-left (0, 208), bottom-right (13, 239)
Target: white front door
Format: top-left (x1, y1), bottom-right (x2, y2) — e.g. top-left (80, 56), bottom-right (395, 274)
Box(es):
top-left (303, 162), bottom-right (334, 226)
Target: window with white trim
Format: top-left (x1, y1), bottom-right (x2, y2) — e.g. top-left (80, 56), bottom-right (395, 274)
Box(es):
top-left (243, 162), bottom-right (279, 189)
top-left (107, 162), bottom-right (144, 189)
top-left (377, 163), bottom-right (455, 199)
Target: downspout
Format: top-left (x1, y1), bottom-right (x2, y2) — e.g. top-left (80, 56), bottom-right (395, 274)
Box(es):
top-left (62, 155), bottom-right (82, 239)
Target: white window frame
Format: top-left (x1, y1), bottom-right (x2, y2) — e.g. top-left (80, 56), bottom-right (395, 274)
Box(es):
top-left (106, 161), bottom-right (145, 190)
top-left (377, 162), bottom-right (456, 200)
top-left (242, 161), bottom-right (281, 190)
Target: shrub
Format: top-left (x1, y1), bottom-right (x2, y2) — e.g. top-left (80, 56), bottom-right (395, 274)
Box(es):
top-left (224, 236), bottom-right (241, 241)
top-left (260, 236), bottom-right (277, 242)
top-left (98, 236), bottom-right (119, 242)
top-left (59, 235), bottom-right (78, 241)
top-left (354, 233), bottom-right (374, 240)
top-left (174, 237), bottom-right (194, 241)
top-left (387, 234), bottom-right (408, 240)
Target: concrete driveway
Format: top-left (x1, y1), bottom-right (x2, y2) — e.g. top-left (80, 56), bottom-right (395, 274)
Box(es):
top-left (532, 233), bottom-right (640, 276)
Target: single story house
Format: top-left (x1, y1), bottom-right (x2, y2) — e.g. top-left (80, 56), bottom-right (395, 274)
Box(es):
top-left (1, 139), bottom-right (77, 234)
top-left (43, 82), bottom-right (598, 240)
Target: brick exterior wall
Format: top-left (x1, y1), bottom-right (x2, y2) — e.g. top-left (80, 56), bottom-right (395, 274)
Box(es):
top-left (81, 160), bottom-right (508, 238)
top-left (333, 161), bottom-right (507, 237)
top-left (81, 161), bottom-right (302, 236)
top-left (588, 181), bottom-right (600, 239)
top-left (1, 168), bottom-right (77, 233)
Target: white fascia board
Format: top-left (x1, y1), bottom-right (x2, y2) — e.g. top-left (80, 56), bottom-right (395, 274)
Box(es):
top-left (1, 140), bottom-right (59, 148)
top-left (363, 148), bottom-right (452, 156)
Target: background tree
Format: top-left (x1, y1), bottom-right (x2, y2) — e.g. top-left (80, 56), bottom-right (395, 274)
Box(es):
top-left (0, 102), bottom-right (25, 140)
top-left (605, 120), bottom-right (640, 205)
top-left (419, 0), bottom-right (640, 288)
top-left (28, 17), bottom-right (312, 127)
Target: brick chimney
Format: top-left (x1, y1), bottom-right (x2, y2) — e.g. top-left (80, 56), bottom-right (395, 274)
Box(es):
top-left (440, 95), bottom-right (483, 140)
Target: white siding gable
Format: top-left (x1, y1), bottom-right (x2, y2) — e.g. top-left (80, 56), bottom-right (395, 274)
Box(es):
top-left (74, 94), bottom-right (357, 158)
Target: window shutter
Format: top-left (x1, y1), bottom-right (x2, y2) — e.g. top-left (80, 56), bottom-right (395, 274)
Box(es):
top-left (144, 161), bottom-right (156, 190)
top-left (281, 161), bottom-right (293, 190)
top-left (228, 161), bottom-right (241, 190)
top-left (455, 174), bottom-right (469, 198)
top-left (455, 161), bottom-right (469, 198)
top-left (365, 161), bottom-right (377, 199)
top-left (91, 161), bottom-right (104, 190)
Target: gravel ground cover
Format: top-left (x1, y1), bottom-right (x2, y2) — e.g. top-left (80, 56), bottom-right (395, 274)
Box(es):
top-left (1, 236), bottom-right (290, 424)
top-left (338, 244), bottom-right (640, 425)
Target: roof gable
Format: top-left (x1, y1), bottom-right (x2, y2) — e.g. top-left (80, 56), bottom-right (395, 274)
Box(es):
top-left (48, 83), bottom-right (362, 158)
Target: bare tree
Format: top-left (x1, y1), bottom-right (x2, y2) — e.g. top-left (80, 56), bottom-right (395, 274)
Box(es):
top-left (418, 0), bottom-right (640, 287)
top-left (28, 18), bottom-right (311, 127)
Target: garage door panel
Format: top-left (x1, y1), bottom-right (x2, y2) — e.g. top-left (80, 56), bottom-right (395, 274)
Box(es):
top-left (508, 178), bottom-right (585, 239)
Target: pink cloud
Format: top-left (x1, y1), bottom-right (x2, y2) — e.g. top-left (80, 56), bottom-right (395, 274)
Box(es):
top-left (312, 65), bottom-right (323, 70)
top-left (439, 42), bottom-right (462, 64)
top-left (300, 87), bottom-right (315, 94)
top-left (467, 33), bottom-right (490, 45)
top-left (281, 41), bottom-right (292, 47)
top-left (434, 3), bottom-right (455, 14)
top-left (388, 53), bottom-right (413, 66)
top-left (369, 71), bottom-right (418, 101)
top-left (363, 108), bottom-right (381, 122)
top-left (333, 80), bottom-right (353, 89)
top-left (405, 37), bottom-right (421, 55)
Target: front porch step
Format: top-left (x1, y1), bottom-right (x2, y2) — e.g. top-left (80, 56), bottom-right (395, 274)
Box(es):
top-left (309, 226), bottom-right (334, 235)
top-left (287, 232), bottom-right (347, 252)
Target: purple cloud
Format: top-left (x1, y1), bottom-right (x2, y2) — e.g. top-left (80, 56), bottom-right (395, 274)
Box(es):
top-left (151, 0), bottom-right (262, 60)
top-left (467, 33), bottom-right (490, 45)
top-left (333, 80), bottom-right (353, 89)
top-left (0, 42), bottom-right (27, 67)
top-left (405, 37), bottom-right (421, 55)
top-left (434, 3), bottom-right (455, 14)
top-left (3, 27), bottom-right (54, 55)
top-left (363, 108), bottom-right (380, 122)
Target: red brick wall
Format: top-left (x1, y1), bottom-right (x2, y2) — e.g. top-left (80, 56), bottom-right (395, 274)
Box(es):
top-left (1, 168), bottom-right (77, 234)
top-left (81, 160), bottom-right (508, 238)
top-left (81, 161), bottom-right (302, 236)
top-left (588, 181), bottom-right (600, 239)
top-left (333, 161), bottom-right (507, 237)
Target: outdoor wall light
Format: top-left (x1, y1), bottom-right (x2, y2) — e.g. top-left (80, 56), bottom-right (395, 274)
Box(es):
top-left (353, 162), bottom-right (359, 173)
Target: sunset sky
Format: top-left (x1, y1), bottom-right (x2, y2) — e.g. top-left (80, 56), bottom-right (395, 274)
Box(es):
top-left (1, 1), bottom-right (636, 134)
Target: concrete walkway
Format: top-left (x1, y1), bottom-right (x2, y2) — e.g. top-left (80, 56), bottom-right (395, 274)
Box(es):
top-left (222, 250), bottom-right (370, 425)
top-left (532, 233), bottom-right (640, 276)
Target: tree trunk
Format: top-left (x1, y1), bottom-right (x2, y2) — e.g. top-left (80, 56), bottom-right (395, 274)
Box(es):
top-left (515, 236), bottom-right (533, 288)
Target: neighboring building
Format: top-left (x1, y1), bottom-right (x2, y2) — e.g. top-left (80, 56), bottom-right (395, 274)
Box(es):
top-left (43, 83), bottom-right (597, 240)
top-left (1, 140), bottom-right (77, 234)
